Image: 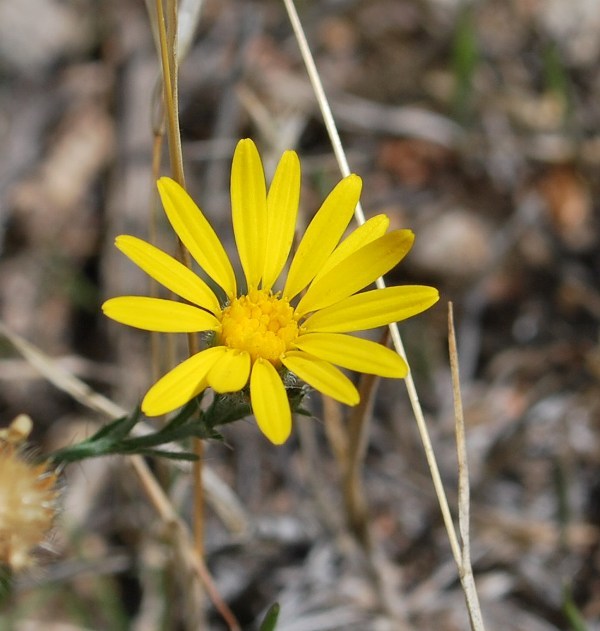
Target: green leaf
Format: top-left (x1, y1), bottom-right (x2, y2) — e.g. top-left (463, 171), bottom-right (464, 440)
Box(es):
top-left (0, 565), bottom-right (13, 607)
top-left (452, 4), bottom-right (479, 121)
top-left (258, 603), bottom-right (280, 631)
top-left (161, 398), bottom-right (202, 432)
top-left (136, 449), bottom-right (198, 461)
top-left (49, 409), bottom-right (144, 464)
top-left (563, 584), bottom-right (587, 631)
top-left (90, 410), bottom-right (141, 441)
top-left (203, 391), bottom-right (252, 428)
top-left (50, 437), bottom-right (116, 464)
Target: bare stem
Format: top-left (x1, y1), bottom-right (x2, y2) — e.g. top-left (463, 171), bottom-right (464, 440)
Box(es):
top-left (343, 371), bottom-right (379, 550)
top-left (282, 0), bottom-right (485, 625)
top-left (0, 316), bottom-right (239, 630)
top-left (155, 0), bottom-right (204, 559)
top-left (155, 0), bottom-right (185, 188)
top-left (131, 454), bottom-right (240, 631)
top-left (282, 0), bottom-right (461, 564)
top-left (448, 304), bottom-right (486, 631)
top-left (150, 95), bottom-right (165, 382)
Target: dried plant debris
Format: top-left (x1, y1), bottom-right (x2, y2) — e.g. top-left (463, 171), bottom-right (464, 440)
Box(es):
top-left (0, 416), bottom-right (59, 573)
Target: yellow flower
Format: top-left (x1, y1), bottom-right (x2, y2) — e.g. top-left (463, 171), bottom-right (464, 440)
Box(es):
top-left (103, 139), bottom-right (438, 444)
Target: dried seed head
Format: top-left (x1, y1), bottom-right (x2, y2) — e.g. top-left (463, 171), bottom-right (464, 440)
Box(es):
top-left (0, 417), bottom-right (59, 571)
top-left (0, 414), bottom-right (32, 445)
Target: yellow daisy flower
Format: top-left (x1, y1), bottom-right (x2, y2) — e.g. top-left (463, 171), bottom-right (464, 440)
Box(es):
top-left (103, 139), bottom-right (439, 444)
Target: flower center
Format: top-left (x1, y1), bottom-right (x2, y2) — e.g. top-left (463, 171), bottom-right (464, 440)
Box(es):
top-left (219, 289), bottom-right (299, 363)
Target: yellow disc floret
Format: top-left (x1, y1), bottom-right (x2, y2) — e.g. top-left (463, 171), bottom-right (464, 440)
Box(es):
top-left (220, 289), bottom-right (299, 364)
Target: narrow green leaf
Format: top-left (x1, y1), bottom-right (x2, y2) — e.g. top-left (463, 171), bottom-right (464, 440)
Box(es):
top-left (161, 398), bottom-right (202, 432)
top-left (258, 603), bottom-right (280, 631)
top-left (89, 413), bottom-right (136, 441)
top-left (563, 584), bottom-right (588, 631)
top-left (0, 565), bottom-right (13, 607)
top-left (50, 438), bottom-right (116, 464)
top-left (136, 449), bottom-right (199, 461)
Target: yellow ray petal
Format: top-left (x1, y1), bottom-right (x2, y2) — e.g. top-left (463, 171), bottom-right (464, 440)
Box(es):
top-left (102, 297), bottom-right (220, 332)
top-left (157, 177), bottom-right (237, 299)
top-left (207, 349), bottom-right (251, 393)
top-left (250, 359), bottom-right (292, 445)
top-left (231, 139), bottom-right (267, 290)
top-left (296, 230), bottom-right (414, 316)
top-left (313, 214), bottom-right (390, 282)
top-left (302, 285), bottom-right (439, 333)
top-left (283, 174), bottom-right (362, 300)
top-left (262, 150), bottom-right (301, 290)
top-left (142, 347), bottom-right (227, 416)
top-left (282, 350), bottom-right (359, 406)
top-left (293, 332), bottom-right (408, 378)
top-left (115, 235), bottom-right (221, 315)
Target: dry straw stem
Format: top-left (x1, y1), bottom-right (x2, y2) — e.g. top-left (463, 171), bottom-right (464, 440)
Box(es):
top-left (448, 303), bottom-right (485, 631)
top-left (149, 72), bottom-right (168, 383)
top-left (131, 456), bottom-right (241, 631)
top-left (321, 396), bottom-right (348, 473)
top-left (0, 320), bottom-right (249, 535)
top-left (153, 0), bottom-right (185, 188)
top-left (343, 370), bottom-right (379, 551)
top-left (342, 328), bottom-right (392, 553)
top-left (145, 0), bottom-right (202, 65)
top-left (344, 371), bottom-right (409, 618)
top-left (149, 112), bottom-right (168, 383)
top-left (0, 320), bottom-right (242, 630)
top-left (283, 0), bottom-right (485, 626)
top-left (151, 0), bottom-right (208, 561)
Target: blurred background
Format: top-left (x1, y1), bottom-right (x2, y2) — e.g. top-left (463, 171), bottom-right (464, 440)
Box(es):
top-left (1, 0), bottom-right (600, 629)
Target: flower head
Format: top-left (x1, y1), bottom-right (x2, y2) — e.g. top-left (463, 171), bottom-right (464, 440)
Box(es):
top-left (0, 416), bottom-right (59, 571)
top-left (103, 139), bottom-right (438, 444)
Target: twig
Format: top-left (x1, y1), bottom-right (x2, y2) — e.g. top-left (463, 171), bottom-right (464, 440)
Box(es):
top-left (282, 0), bottom-right (463, 566)
top-left (150, 81), bottom-right (166, 383)
top-left (321, 396), bottom-right (348, 477)
top-left (155, 0), bottom-right (205, 561)
top-left (0, 320), bottom-right (240, 629)
top-left (155, 0), bottom-right (185, 188)
top-left (448, 303), bottom-right (486, 631)
top-left (343, 370), bottom-right (378, 551)
top-left (0, 319), bottom-right (250, 536)
top-left (282, 0), bottom-right (486, 625)
top-left (343, 328), bottom-right (392, 553)
top-left (129, 455), bottom-right (241, 631)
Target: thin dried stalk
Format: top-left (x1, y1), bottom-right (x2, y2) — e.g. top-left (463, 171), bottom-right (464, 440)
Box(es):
top-left (0, 320), bottom-right (240, 630)
top-left (448, 303), bottom-right (486, 631)
top-left (0, 320), bottom-right (250, 536)
top-left (155, 0), bottom-right (185, 188)
top-left (282, 0), bottom-right (485, 625)
top-left (342, 341), bottom-right (410, 621)
top-left (149, 84), bottom-right (165, 383)
top-left (342, 329), bottom-right (391, 551)
top-left (282, 0), bottom-right (460, 561)
top-left (145, 0), bottom-right (203, 63)
top-left (130, 456), bottom-right (241, 631)
top-left (131, 464), bottom-right (236, 629)
top-left (154, 0), bottom-right (205, 560)
top-left (343, 371), bottom-right (378, 551)
top-left (321, 396), bottom-right (348, 475)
